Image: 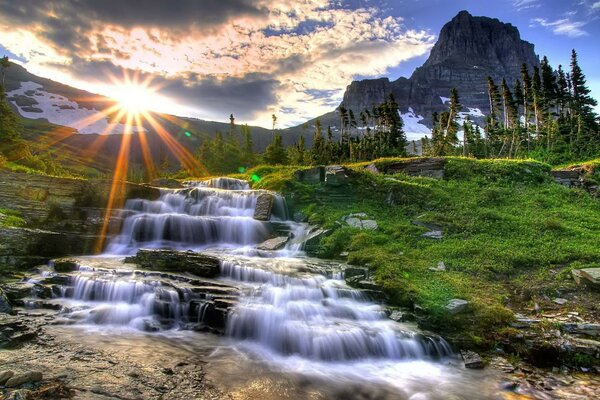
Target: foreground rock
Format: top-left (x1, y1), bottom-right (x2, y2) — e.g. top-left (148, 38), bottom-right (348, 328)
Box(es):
top-left (461, 350), bottom-right (484, 369)
top-left (366, 158), bottom-right (446, 179)
top-left (572, 268), bottom-right (600, 289)
top-left (0, 288), bottom-right (11, 314)
top-left (124, 249), bottom-right (221, 278)
top-left (446, 299), bottom-right (469, 314)
top-left (342, 213), bottom-right (378, 230)
top-left (256, 236), bottom-right (289, 251)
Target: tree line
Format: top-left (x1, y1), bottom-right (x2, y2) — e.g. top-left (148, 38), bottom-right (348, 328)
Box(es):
top-left (423, 49), bottom-right (599, 163)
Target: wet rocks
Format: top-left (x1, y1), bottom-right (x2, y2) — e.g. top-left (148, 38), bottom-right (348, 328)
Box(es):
top-left (461, 350), bottom-right (484, 369)
top-left (293, 212), bottom-right (308, 223)
top-left (256, 236), bottom-right (289, 251)
top-left (302, 228), bottom-right (331, 256)
top-left (445, 299), bottom-right (469, 314)
top-left (53, 258), bottom-right (79, 273)
top-left (5, 371), bottom-right (43, 388)
top-left (253, 193), bottom-right (274, 221)
top-left (124, 249), bottom-right (221, 278)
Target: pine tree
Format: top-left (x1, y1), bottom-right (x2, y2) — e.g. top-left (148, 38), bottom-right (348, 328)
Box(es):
top-left (570, 49), bottom-right (598, 119)
top-left (531, 67), bottom-right (543, 136)
top-left (541, 56), bottom-right (558, 117)
top-left (263, 134), bottom-right (288, 165)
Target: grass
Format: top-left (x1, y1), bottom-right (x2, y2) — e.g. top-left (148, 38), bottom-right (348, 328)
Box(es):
top-left (0, 208), bottom-right (26, 228)
top-left (235, 157), bottom-right (600, 348)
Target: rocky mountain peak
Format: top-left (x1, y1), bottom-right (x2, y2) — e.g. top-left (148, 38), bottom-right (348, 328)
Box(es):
top-left (338, 11), bottom-right (540, 136)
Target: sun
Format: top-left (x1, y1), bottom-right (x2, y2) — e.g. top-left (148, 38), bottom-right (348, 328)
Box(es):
top-left (106, 71), bottom-right (168, 115)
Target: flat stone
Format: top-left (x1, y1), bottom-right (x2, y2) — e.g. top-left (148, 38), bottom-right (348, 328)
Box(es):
top-left (342, 213), bottom-right (378, 230)
top-left (5, 371), bottom-right (43, 388)
top-left (446, 299), bottom-right (469, 314)
top-left (422, 230), bottom-right (443, 239)
top-left (553, 298), bottom-right (568, 305)
top-left (325, 165), bottom-right (350, 186)
top-left (53, 258), bottom-right (79, 273)
top-left (256, 236), bottom-right (289, 251)
top-left (0, 370), bottom-right (15, 385)
top-left (124, 249), bottom-right (221, 278)
top-left (461, 350), bottom-right (484, 369)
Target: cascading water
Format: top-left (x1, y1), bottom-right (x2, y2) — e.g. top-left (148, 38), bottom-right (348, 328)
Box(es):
top-left (23, 176), bottom-right (485, 397)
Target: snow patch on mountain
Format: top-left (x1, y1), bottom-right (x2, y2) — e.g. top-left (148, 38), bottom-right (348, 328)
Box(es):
top-left (8, 81), bottom-right (143, 135)
top-left (400, 108), bottom-right (431, 140)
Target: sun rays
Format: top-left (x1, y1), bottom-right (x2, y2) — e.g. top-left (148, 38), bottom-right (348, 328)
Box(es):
top-left (22, 69), bottom-right (207, 253)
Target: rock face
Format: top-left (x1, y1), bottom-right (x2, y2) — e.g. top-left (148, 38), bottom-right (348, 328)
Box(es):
top-left (340, 11), bottom-right (540, 127)
top-left (5, 371), bottom-right (43, 388)
top-left (124, 249), bottom-right (221, 278)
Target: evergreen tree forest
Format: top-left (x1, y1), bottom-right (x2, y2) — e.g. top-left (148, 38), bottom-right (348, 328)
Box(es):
top-left (423, 50), bottom-right (599, 164)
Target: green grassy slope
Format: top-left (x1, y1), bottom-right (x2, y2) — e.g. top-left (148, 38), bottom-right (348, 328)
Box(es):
top-left (237, 158), bottom-right (600, 348)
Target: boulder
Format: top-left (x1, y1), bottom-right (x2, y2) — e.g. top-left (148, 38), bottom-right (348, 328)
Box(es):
top-left (150, 178), bottom-right (184, 189)
top-left (0, 370), bottom-right (14, 385)
top-left (344, 266), bottom-right (369, 280)
top-left (294, 166), bottom-right (325, 184)
top-left (342, 213), bottom-right (378, 230)
top-left (578, 268), bottom-right (600, 289)
top-left (124, 249), bottom-right (221, 278)
top-left (461, 350), bottom-right (484, 369)
top-left (53, 258), bottom-right (79, 273)
top-left (5, 371), bottom-right (43, 388)
top-left (256, 236), bottom-right (289, 251)
top-left (253, 193), bottom-right (274, 221)
top-left (0, 288), bottom-right (11, 314)
top-left (325, 166), bottom-right (350, 186)
top-left (445, 299), bottom-right (469, 314)
top-left (365, 163), bottom-right (380, 174)
top-left (382, 158), bottom-right (446, 179)
top-left (553, 298), bottom-right (568, 305)
top-left (5, 389), bottom-right (32, 400)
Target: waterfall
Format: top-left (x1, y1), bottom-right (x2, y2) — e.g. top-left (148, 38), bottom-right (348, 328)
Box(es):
top-left (221, 257), bottom-right (452, 362)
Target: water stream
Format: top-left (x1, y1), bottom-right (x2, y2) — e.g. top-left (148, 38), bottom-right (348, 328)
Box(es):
top-left (24, 177), bottom-right (509, 398)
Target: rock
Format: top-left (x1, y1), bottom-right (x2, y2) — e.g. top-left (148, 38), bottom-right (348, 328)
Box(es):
top-left (52, 258), bottom-right (79, 273)
top-left (256, 236), bottom-right (289, 251)
top-left (253, 193), bottom-right (274, 221)
top-left (325, 166), bottom-right (350, 186)
top-left (445, 299), bottom-right (469, 314)
top-left (339, 11), bottom-right (539, 131)
top-left (344, 266), bottom-right (369, 280)
top-left (0, 288), bottom-right (11, 314)
top-left (342, 213), bottom-right (378, 230)
top-left (422, 230), bottom-right (443, 239)
top-left (578, 268), bottom-right (600, 289)
top-left (5, 389), bottom-right (32, 400)
top-left (124, 249), bottom-right (221, 278)
top-left (294, 166), bottom-right (325, 184)
top-left (5, 371), bottom-right (43, 388)
top-left (553, 298), bottom-right (568, 305)
top-left (461, 350), bottom-right (484, 369)
top-left (293, 212), bottom-right (308, 223)
top-left (0, 370), bottom-right (15, 385)
top-left (389, 310), bottom-right (405, 322)
top-left (563, 323), bottom-right (600, 337)
top-left (150, 178), bottom-right (184, 188)
top-left (381, 158), bottom-right (446, 179)
top-left (429, 261), bottom-right (446, 272)
top-left (302, 228), bottom-right (331, 256)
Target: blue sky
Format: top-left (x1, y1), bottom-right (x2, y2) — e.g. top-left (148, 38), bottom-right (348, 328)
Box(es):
top-left (0, 0), bottom-right (598, 127)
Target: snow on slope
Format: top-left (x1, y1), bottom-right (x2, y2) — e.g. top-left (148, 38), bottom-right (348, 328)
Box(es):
top-left (400, 108), bottom-right (431, 140)
top-left (8, 82), bottom-right (143, 135)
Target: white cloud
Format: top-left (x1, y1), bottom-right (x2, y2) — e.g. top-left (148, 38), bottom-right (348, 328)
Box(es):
top-left (593, 1), bottom-right (600, 9)
top-left (513, 0), bottom-right (540, 11)
top-left (531, 17), bottom-right (589, 37)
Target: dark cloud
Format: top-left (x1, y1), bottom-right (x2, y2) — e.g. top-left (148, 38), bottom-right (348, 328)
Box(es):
top-left (47, 59), bottom-right (279, 120)
top-left (0, 0), bottom-right (266, 53)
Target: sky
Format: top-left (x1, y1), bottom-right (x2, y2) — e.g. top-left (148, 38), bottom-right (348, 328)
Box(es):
top-left (0, 0), bottom-right (598, 129)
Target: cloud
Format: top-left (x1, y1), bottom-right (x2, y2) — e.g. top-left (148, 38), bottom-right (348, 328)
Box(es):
top-left (513, 0), bottom-right (540, 11)
top-left (531, 17), bottom-right (589, 37)
top-left (0, 0), bottom-right (435, 127)
top-left (592, 1), bottom-right (600, 9)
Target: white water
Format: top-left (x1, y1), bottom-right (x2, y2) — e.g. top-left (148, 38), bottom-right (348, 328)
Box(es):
top-left (28, 176), bottom-right (494, 397)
